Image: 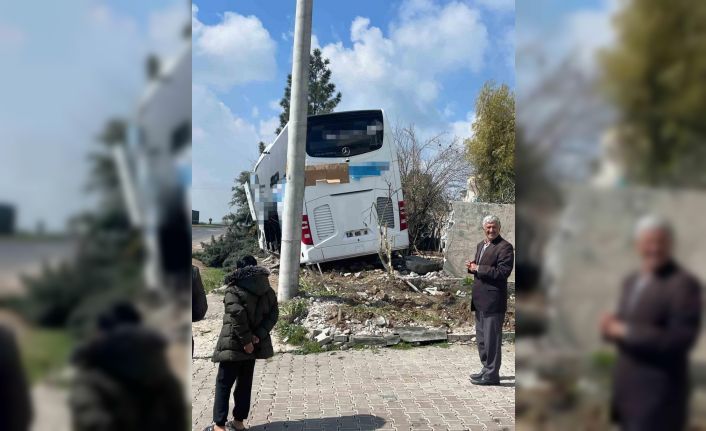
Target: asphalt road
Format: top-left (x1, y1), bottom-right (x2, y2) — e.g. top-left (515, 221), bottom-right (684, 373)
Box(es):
top-left (0, 237), bottom-right (77, 295)
top-left (192, 225), bottom-right (228, 251)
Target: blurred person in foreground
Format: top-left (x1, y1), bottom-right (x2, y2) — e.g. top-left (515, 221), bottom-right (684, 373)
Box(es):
top-left (205, 255), bottom-right (278, 431)
top-left (466, 214), bottom-right (514, 386)
top-left (193, 264), bottom-right (209, 355)
top-left (69, 302), bottom-right (186, 431)
top-left (0, 326), bottom-right (32, 431)
top-left (601, 216), bottom-right (702, 431)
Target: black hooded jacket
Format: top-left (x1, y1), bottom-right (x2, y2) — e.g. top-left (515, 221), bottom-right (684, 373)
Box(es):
top-left (69, 326), bottom-right (186, 431)
top-left (212, 265), bottom-right (279, 362)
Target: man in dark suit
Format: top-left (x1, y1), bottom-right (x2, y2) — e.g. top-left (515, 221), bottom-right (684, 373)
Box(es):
top-left (601, 216), bottom-right (702, 431)
top-left (466, 214), bottom-right (514, 386)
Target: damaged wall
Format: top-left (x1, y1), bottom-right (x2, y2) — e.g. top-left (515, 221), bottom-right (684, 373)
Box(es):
top-left (443, 201), bottom-right (515, 281)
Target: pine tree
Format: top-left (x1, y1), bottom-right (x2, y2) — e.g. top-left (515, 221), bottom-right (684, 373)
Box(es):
top-left (276, 48), bottom-right (342, 134)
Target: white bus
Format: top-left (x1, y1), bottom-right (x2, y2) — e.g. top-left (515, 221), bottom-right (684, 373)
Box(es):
top-left (247, 109), bottom-right (409, 264)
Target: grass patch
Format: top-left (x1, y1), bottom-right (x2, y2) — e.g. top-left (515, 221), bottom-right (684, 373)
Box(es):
top-left (279, 298), bottom-right (309, 324)
top-left (463, 276), bottom-right (474, 286)
top-left (298, 340), bottom-right (324, 354)
top-left (275, 322), bottom-right (308, 345)
top-left (299, 278), bottom-right (329, 297)
top-left (275, 322), bottom-right (328, 355)
top-left (340, 304), bottom-right (445, 327)
top-left (201, 267), bottom-right (226, 294)
top-left (275, 298), bottom-right (321, 354)
top-left (20, 328), bottom-right (73, 383)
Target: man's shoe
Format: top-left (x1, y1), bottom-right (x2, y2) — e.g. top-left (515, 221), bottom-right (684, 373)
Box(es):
top-left (470, 371), bottom-right (485, 380)
top-left (470, 376), bottom-right (500, 386)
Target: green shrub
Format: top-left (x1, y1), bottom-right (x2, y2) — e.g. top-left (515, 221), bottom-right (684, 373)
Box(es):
top-left (279, 298), bottom-right (309, 324)
top-left (200, 267), bottom-right (226, 294)
top-left (200, 227), bottom-right (261, 268)
top-left (275, 323), bottom-right (308, 345)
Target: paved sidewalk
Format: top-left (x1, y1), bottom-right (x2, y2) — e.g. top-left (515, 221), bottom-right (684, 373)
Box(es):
top-left (193, 296), bottom-right (515, 431)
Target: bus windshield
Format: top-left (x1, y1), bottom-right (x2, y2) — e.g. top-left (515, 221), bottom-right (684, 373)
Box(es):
top-left (306, 110), bottom-right (384, 158)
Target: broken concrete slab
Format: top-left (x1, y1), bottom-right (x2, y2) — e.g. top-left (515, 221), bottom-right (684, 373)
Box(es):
top-left (395, 327), bottom-right (448, 343)
top-left (351, 334), bottom-right (388, 346)
top-left (384, 334), bottom-right (401, 346)
top-left (315, 333), bottom-right (333, 346)
top-left (333, 334), bottom-right (349, 343)
top-left (404, 255), bottom-right (443, 275)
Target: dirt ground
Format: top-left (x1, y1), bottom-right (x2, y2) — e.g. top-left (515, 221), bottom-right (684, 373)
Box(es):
top-left (245, 254), bottom-right (516, 336)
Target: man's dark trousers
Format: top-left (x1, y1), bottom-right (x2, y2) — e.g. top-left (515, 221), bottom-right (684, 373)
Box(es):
top-left (475, 310), bottom-right (503, 381)
top-left (213, 360), bottom-right (256, 425)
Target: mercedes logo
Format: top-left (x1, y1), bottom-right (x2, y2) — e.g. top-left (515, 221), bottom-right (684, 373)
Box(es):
top-left (341, 146), bottom-right (351, 156)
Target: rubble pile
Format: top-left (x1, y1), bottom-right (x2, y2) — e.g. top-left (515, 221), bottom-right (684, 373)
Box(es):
top-left (212, 253), bottom-right (516, 350)
top-left (281, 254), bottom-right (516, 349)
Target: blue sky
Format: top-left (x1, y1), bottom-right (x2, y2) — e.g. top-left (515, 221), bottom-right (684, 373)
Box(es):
top-left (192, 0), bottom-right (516, 221)
top-left (0, 1), bottom-right (189, 231)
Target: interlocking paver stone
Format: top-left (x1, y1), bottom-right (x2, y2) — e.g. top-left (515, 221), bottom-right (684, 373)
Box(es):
top-left (193, 294), bottom-right (514, 431)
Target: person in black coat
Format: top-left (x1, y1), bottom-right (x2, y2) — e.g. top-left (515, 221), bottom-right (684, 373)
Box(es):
top-left (69, 302), bottom-right (186, 431)
top-left (466, 214), bottom-right (514, 386)
top-left (205, 256), bottom-right (278, 431)
top-left (601, 216), bottom-right (702, 431)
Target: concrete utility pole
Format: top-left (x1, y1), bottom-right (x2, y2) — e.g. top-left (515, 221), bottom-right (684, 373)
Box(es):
top-left (278, 0), bottom-right (313, 302)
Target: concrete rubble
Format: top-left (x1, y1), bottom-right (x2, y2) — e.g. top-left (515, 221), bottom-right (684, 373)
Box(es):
top-left (276, 256), bottom-right (515, 350)
top-left (212, 252), bottom-right (515, 351)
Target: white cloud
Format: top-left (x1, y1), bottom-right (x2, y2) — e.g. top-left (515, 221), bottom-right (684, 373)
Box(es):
top-left (258, 116), bottom-right (280, 141)
top-left (148, 3), bottom-right (189, 59)
top-left (192, 6), bottom-right (277, 90)
top-left (192, 87), bottom-right (279, 220)
top-left (518, 0), bottom-right (616, 92)
top-left (192, 84), bottom-right (264, 220)
top-left (564, 7), bottom-right (615, 71)
top-left (269, 99), bottom-right (281, 111)
top-left (190, 5), bottom-right (281, 219)
top-left (320, 0), bottom-right (488, 131)
top-left (450, 111), bottom-right (476, 141)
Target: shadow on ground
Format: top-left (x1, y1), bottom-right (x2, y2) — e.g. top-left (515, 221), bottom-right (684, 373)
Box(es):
top-left (247, 414), bottom-right (386, 430)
